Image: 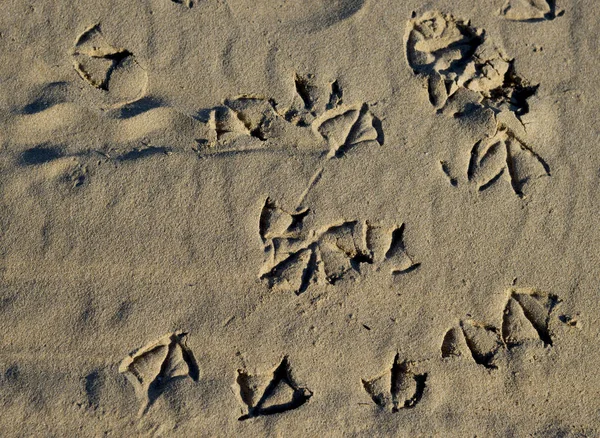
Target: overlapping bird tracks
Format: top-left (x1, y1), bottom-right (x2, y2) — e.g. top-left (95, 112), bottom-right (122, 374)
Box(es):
top-left (258, 199), bottom-right (420, 295)
top-left (441, 288), bottom-right (562, 369)
top-left (194, 74), bottom-right (383, 156)
top-left (405, 11), bottom-right (550, 197)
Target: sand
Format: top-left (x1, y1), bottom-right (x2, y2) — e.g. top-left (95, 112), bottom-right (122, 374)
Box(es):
top-left (0, 0), bottom-right (597, 436)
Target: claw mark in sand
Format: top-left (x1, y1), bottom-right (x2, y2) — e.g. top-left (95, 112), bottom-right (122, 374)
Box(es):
top-left (362, 353), bottom-right (427, 412)
top-left (235, 356), bottom-right (313, 421)
top-left (119, 331), bottom-right (199, 415)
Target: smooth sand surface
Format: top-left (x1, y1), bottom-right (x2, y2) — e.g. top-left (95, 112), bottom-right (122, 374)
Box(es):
top-left (0, 0), bottom-right (598, 436)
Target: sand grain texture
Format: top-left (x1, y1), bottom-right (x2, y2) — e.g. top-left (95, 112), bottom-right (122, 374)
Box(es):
top-left (0, 0), bottom-right (598, 436)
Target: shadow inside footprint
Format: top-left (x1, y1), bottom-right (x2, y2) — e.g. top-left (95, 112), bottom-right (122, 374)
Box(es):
top-left (119, 331), bottom-right (200, 416)
top-left (236, 356), bottom-right (313, 421)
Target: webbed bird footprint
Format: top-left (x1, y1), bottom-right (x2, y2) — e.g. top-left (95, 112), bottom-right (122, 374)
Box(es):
top-left (366, 222), bottom-right (421, 274)
top-left (458, 320), bottom-right (504, 369)
top-left (260, 218), bottom-right (370, 294)
top-left (468, 126), bottom-right (550, 196)
top-left (258, 197), bottom-right (308, 242)
top-left (503, 288), bottom-right (559, 347)
top-left (192, 75), bottom-right (384, 159)
top-left (499, 0), bottom-right (563, 21)
top-left (258, 200), bottom-right (420, 294)
top-left (405, 11), bottom-right (550, 197)
top-left (71, 24), bottom-right (147, 107)
top-left (314, 103), bottom-right (384, 158)
top-left (441, 288), bottom-right (563, 369)
top-left (405, 10), bottom-right (537, 118)
top-left (283, 73), bottom-right (322, 126)
top-left (119, 331), bottom-right (199, 415)
top-left (235, 357), bottom-right (313, 421)
top-left (224, 96), bottom-right (286, 141)
top-left (283, 74), bottom-right (346, 127)
top-left (362, 353), bottom-right (427, 412)
top-left (283, 73), bottom-right (384, 156)
top-left (202, 95), bottom-right (288, 144)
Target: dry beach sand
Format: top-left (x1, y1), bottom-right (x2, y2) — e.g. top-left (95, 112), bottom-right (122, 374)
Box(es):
top-left (0, 0), bottom-right (598, 436)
